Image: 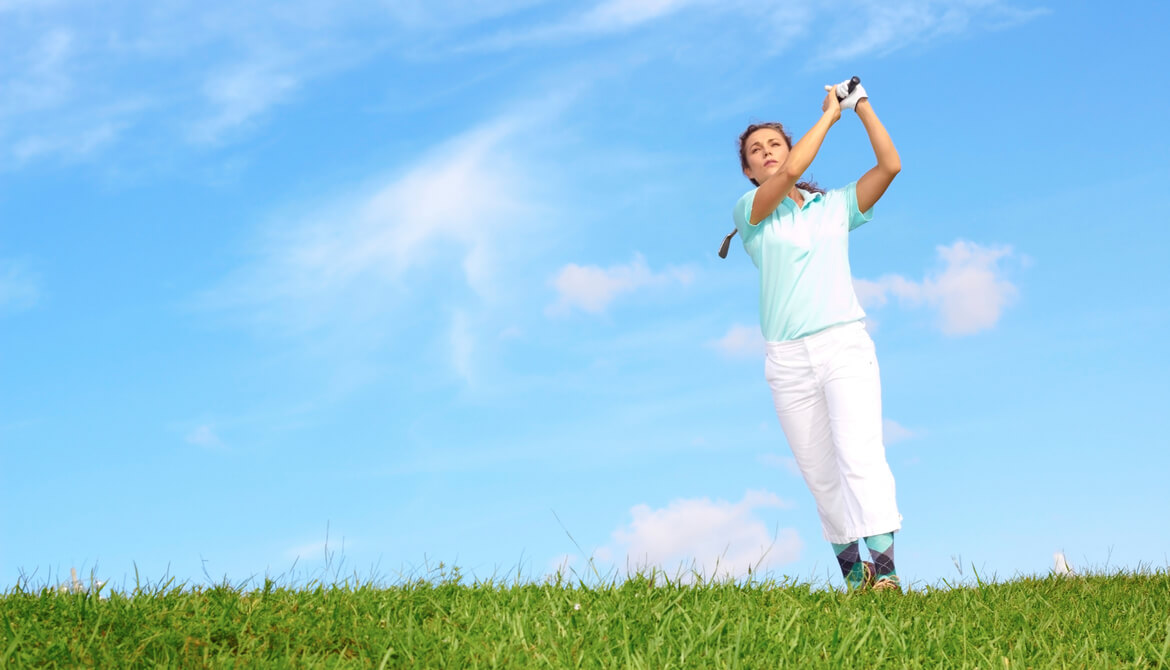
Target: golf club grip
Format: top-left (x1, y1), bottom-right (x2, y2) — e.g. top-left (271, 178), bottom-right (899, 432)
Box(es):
top-left (837, 76), bottom-right (860, 101)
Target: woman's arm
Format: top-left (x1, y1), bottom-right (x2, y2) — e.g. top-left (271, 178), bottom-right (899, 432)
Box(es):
top-left (750, 88), bottom-right (841, 225)
top-left (854, 98), bottom-right (901, 213)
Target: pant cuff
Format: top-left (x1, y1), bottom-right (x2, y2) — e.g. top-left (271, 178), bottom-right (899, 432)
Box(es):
top-left (822, 517), bottom-right (902, 544)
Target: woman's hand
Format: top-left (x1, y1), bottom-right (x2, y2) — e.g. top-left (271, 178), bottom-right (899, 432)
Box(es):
top-left (821, 85), bottom-right (842, 122)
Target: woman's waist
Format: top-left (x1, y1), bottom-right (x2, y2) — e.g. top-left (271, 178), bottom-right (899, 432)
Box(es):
top-left (764, 318), bottom-right (867, 351)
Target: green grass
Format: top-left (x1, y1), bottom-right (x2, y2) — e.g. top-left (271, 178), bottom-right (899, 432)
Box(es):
top-left (3, 569), bottom-right (1169, 668)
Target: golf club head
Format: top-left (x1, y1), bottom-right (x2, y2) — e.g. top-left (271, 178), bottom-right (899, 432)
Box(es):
top-left (718, 229), bottom-right (737, 258)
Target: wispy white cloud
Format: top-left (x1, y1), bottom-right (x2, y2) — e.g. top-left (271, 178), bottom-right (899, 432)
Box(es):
top-left (576, 0), bottom-right (709, 32)
top-left (468, 0), bottom-right (733, 51)
top-left (383, 0), bottom-right (547, 29)
top-left (190, 60), bottom-right (299, 144)
top-left (601, 490), bottom-right (802, 581)
top-left (201, 114), bottom-right (538, 334)
top-left (12, 122), bottom-right (123, 162)
top-left (7, 28), bottom-right (75, 113)
top-left (0, 0), bottom-right (1045, 165)
top-left (185, 424), bottom-right (224, 449)
top-left (883, 418), bottom-right (919, 445)
top-left (469, 0), bottom-right (1044, 63)
top-left (758, 453), bottom-right (802, 476)
top-left (546, 254), bottom-right (693, 317)
top-left (855, 240), bottom-right (1018, 335)
top-left (0, 3), bottom-right (394, 164)
top-left (0, 260), bottom-right (40, 313)
top-left (815, 0), bottom-right (1049, 64)
top-left (711, 324), bottom-right (764, 359)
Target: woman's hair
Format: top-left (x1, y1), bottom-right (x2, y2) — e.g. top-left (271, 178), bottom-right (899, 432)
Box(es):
top-left (738, 122), bottom-right (825, 193)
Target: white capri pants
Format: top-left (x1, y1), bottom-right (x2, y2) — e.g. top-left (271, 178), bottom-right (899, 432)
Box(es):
top-left (765, 320), bottom-right (902, 544)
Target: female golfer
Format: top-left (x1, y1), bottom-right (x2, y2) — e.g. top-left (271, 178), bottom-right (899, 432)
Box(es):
top-left (733, 81), bottom-right (902, 591)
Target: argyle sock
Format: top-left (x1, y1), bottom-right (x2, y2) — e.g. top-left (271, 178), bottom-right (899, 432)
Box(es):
top-left (832, 541), bottom-right (868, 589)
top-left (863, 532), bottom-right (897, 580)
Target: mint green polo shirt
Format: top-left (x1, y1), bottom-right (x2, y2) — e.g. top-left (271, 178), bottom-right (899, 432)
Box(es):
top-left (732, 182), bottom-right (874, 342)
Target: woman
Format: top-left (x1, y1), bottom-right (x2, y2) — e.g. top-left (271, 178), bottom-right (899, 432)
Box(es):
top-left (732, 81), bottom-right (903, 592)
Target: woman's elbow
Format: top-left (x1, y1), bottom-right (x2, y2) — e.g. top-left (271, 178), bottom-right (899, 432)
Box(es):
top-left (782, 164), bottom-right (805, 183)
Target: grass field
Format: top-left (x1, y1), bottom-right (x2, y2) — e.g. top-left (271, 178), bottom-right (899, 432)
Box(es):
top-left (3, 568), bottom-right (1169, 668)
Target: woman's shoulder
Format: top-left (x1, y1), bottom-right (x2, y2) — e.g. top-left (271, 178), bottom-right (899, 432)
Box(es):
top-left (809, 183), bottom-right (858, 209)
top-left (825, 182), bottom-right (859, 197)
top-left (732, 187), bottom-right (758, 225)
top-left (735, 187), bottom-right (758, 206)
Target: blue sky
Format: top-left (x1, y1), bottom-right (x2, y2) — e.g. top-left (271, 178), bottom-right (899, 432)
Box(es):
top-left (3, 0), bottom-right (1169, 590)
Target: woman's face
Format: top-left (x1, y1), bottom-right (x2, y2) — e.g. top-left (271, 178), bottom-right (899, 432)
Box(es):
top-left (741, 128), bottom-right (789, 185)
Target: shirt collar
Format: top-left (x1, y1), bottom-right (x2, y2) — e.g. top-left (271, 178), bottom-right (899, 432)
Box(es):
top-left (795, 187), bottom-right (823, 208)
top-left (785, 187), bottom-right (823, 210)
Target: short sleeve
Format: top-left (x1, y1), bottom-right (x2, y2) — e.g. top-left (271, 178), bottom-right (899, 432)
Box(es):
top-left (843, 181), bottom-right (874, 231)
top-left (733, 189), bottom-right (755, 233)
top-left (732, 189), bottom-right (764, 261)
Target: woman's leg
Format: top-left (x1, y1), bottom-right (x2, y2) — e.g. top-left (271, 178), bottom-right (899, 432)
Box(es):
top-left (819, 322), bottom-right (902, 538)
top-left (863, 532), bottom-right (897, 583)
top-left (768, 346), bottom-right (869, 585)
top-left (831, 541), bottom-right (875, 589)
top-left (765, 341), bottom-right (855, 544)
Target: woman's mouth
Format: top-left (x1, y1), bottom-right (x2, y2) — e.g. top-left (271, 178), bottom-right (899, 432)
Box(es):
top-left (764, 160), bottom-right (778, 167)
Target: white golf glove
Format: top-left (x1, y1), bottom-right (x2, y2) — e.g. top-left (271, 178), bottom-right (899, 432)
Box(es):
top-left (831, 78), bottom-right (868, 111)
